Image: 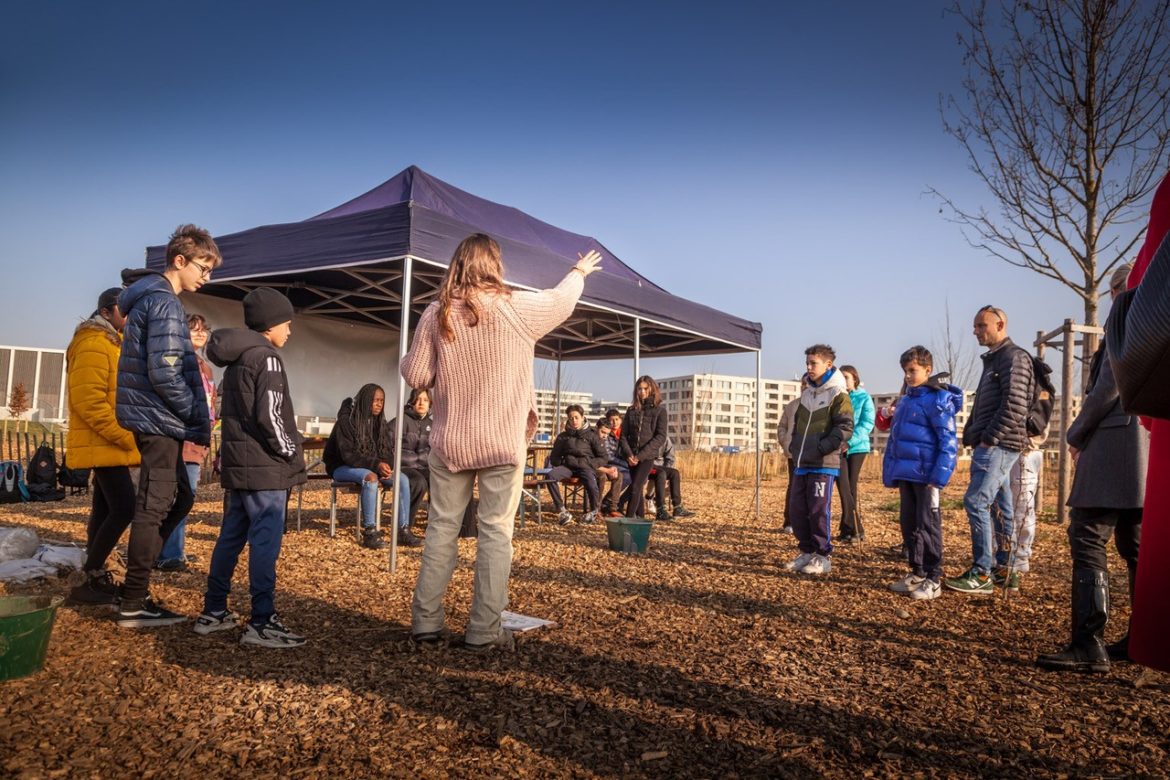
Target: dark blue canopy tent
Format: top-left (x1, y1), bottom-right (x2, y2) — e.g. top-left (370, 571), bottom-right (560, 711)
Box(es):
top-left (146, 166), bottom-right (766, 558)
top-left (145, 166), bottom-right (761, 361)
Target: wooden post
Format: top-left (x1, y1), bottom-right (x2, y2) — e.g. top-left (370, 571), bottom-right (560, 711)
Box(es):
top-left (1057, 320), bottom-right (1075, 525)
top-left (1034, 331), bottom-right (1047, 512)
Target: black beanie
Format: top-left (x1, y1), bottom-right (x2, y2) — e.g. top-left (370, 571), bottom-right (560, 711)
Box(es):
top-left (94, 287), bottom-right (122, 317)
top-left (243, 287), bottom-right (294, 332)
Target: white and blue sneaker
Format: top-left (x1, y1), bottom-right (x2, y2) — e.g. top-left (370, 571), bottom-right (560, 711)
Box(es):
top-left (193, 609), bottom-right (241, 635)
top-left (241, 615), bottom-right (306, 649)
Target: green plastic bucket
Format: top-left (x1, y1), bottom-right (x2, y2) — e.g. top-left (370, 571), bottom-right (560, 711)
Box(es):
top-left (0, 595), bottom-right (63, 681)
top-left (605, 518), bottom-right (654, 554)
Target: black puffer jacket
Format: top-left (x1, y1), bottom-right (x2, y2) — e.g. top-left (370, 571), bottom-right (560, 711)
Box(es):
top-left (387, 406), bottom-right (432, 471)
top-left (323, 397), bottom-right (392, 476)
top-left (622, 402), bottom-right (668, 462)
top-left (962, 338), bottom-right (1034, 452)
top-left (208, 328), bottom-right (306, 490)
top-left (115, 269), bottom-right (210, 444)
top-left (549, 425), bottom-right (607, 471)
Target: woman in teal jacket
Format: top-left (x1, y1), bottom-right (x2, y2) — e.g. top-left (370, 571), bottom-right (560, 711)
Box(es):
top-left (837, 365), bottom-right (876, 542)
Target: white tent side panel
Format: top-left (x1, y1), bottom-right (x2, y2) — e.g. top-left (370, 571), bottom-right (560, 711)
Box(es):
top-left (185, 293), bottom-right (400, 420)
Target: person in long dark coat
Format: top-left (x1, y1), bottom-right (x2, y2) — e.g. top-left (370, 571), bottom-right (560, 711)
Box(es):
top-left (1037, 265), bottom-right (1148, 673)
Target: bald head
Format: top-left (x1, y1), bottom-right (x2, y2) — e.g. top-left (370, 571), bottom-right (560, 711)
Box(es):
top-left (973, 305), bottom-right (1008, 348)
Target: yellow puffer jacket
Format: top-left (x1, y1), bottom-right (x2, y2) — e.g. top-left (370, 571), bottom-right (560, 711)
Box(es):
top-left (66, 318), bottom-right (140, 468)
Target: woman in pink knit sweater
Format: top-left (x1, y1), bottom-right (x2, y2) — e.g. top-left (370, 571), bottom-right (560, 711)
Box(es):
top-left (403, 233), bottom-right (601, 651)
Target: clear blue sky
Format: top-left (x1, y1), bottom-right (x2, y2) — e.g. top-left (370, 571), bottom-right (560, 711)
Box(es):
top-left (0, 1), bottom-right (1138, 398)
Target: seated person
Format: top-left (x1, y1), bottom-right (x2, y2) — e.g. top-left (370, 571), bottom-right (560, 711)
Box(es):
top-left (648, 437), bottom-right (694, 521)
top-left (600, 408), bottom-right (631, 516)
top-left (545, 404), bottom-right (607, 526)
top-left (386, 387), bottom-right (432, 531)
top-left (323, 383), bottom-right (421, 549)
top-left (594, 417), bottom-right (625, 518)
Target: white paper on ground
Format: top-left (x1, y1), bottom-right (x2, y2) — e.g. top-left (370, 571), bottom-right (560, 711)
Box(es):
top-left (501, 610), bottom-right (557, 633)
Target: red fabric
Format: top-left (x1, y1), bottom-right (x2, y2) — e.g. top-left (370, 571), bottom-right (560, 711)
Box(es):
top-left (1128, 169), bottom-right (1170, 672)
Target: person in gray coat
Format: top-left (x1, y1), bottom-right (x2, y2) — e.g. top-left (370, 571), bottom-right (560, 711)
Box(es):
top-left (1037, 264), bottom-right (1148, 674)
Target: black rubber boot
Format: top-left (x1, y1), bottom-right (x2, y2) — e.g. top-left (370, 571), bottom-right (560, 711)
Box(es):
top-left (1036, 569), bottom-right (1110, 673)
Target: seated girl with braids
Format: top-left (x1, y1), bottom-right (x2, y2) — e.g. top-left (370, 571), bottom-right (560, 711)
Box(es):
top-left (323, 383), bottom-right (421, 549)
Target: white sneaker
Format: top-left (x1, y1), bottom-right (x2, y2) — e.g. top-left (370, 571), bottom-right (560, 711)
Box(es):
top-left (911, 579), bottom-right (942, 600)
top-left (889, 573), bottom-right (925, 594)
top-left (785, 552), bottom-right (814, 571)
top-left (799, 554), bottom-right (832, 575)
top-left (556, 509), bottom-right (573, 526)
top-left (193, 609), bottom-right (240, 635)
top-left (241, 615), bottom-right (306, 648)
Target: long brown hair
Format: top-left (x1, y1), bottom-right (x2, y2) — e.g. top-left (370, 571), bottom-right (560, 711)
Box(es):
top-left (631, 375), bottom-right (661, 409)
top-left (437, 234), bottom-right (510, 341)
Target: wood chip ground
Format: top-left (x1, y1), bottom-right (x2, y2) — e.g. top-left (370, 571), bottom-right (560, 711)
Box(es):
top-left (1, 474), bottom-right (1167, 778)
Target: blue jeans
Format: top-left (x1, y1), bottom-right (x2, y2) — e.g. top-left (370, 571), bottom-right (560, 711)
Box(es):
top-left (157, 463), bottom-right (201, 565)
top-left (204, 488), bottom-right (286, 624)
top-left (963, 445), bottom-right (1019, 574)
top-left (331, 465), bottom-right (410, 531)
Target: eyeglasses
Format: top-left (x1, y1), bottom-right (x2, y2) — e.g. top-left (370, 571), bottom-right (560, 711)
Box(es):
top-left (187, 258), bottom-right (214, 280)
top-left (977, 305), bottom-right (1005, 323)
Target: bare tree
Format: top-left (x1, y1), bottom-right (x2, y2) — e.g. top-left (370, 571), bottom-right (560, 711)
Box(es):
top-left (933, 299), bottom-right (980, 390)
top-left (934, 0), bottom-right (1170, 360)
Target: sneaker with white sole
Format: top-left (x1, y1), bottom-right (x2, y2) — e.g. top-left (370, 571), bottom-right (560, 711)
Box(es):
top-left (785, 552), bottom-right (814, 571)
top-left (911, 579), bottom-right (942, 600)
top-left (799, 554), bottom-right (832, 575)
top-left (116, 596), bottom-right (186, 628)
top-left (889, 572), bottom-right (926, 594)
top-left (241, 615), bottom-right (306, 648)
top-left (193, 609), bottom-right (241, 635)
top-left (579, 511), bottom-right (597, 525)
top-left (556, 509), bottom-right (573, 526)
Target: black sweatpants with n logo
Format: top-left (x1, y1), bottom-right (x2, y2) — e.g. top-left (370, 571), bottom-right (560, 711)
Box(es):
top-left (789, 472), bottom-right (835, 556)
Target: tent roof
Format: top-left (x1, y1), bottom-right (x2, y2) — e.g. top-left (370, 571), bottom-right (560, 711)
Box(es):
top-left (146, 166), bottom-right (761, 359)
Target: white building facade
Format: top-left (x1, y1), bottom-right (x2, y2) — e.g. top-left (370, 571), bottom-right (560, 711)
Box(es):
top-left (657, 373), bottom-right (802, 451)
top-left (0, 345), bottom-right (68, 423)
top-left (533, 388), bottom-right (594, 441)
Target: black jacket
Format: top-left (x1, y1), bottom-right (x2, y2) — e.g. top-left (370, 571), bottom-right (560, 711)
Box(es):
top-left (208, 328), bottom-right (306, 490)
top-left (387, 406), bottom-right (432, 471)
top-left (549, 425), bottom-right (608, 471)
top-left (323, 397), bottom-right (392, 477)
top-left (115, 269), bottom-right (210, 444)
top-left (962, 338), bottom-right (1034, 452)
top-left (622, 402), bottom-right (668, 462)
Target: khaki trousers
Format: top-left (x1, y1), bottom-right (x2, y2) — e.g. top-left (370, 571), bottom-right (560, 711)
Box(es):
top-left (411, 453), bottom-right (523, 644)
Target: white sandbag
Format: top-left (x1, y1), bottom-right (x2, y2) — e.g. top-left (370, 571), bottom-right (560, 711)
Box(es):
top-left (0, 527), bottom-right (40, 564)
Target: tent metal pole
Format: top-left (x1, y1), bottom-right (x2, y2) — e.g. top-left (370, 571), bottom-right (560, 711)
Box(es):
top-left (634, 319), bottom-right (641, 382)
top-left (389, 257), bottom-right (413, 574)
top-left (555, 342), bottom-right (562, 437)
top-left (755, 349), bottom-right (762, 520)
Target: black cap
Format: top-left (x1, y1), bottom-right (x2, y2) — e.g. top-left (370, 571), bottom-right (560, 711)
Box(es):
top-left (96, 287), bottom-right (122, 315)
top-left (243, 287), bottom-right (294, 332)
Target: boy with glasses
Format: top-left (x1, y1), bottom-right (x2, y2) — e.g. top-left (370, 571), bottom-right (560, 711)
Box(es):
top-left (114, 224), bottom-right (221, 626)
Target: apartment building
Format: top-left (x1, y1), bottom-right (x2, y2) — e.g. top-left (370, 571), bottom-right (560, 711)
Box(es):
top-left (533, 388), bottom-right (594, 440)
top-left (657, 373), bottom-right (802, 451)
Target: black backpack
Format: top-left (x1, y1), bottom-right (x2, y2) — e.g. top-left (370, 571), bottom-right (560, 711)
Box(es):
top-left (0, 461), bottom-right (29, 504)
top-left (26, 443), bottom-right (65, 502)
top-left (1027, 356), bottom-right (1057, 438)
top-left (58, 456), bottom-right (91, 495)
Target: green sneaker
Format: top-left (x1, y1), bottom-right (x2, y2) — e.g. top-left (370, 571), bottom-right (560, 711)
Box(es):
top-left (992, 567), bottom-right (1021, 592)
top-left (943, 567), bottom-right (993, 594)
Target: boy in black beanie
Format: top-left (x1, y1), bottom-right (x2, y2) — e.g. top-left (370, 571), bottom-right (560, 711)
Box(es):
top-left (196, 287), bottom-right (308, 648)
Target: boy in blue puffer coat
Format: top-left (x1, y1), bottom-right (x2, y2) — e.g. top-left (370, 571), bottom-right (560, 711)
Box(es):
top-left (878, 346), bottom-right (963, 601)
top-left (114, 224), bottom-right (220, 627)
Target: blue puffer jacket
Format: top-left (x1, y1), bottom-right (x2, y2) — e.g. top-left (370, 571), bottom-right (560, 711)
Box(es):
top-left (846, 388), bottom-right (876, 455)
top-left (882, 380), bottom-right (963, 488)
top-left (115, 269), bottom-right (210, 444)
